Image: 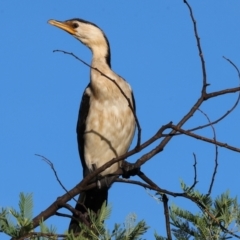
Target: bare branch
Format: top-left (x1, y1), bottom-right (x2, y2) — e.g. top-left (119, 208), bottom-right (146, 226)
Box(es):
top-left (189, 153), bottom-right (198, 191)
top-left (184, 0), bottom-right (207, 92)
top-left (58, 203), bottom-right (90, 227)
top-left (206, 87), bottom-right (240, 99)
top-left (133, 0), bottom-right (209, 167)
top-left (30, 122), bottom-right (172, 229)
top-left (35, 154), bottom-right (78, 203)
top-left (197, 109), bottom-right (218, 195)
top-left (162, 194), bottom-right (172, 240)
top-left (55, 211), bottom-right (72, 219)
top-left (116, 173), bottom-right (240, 239)
top-left (115, 178), bottom-right (152, 190)
top-left (81, 122), bottom-right (172, 187)
top-left (171, 124), bottom-right (240, 152)
top-left (188, 56), bottom-right (240, 132)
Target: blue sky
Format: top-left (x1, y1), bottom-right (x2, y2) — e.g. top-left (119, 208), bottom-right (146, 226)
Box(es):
top-left (1, 1), bottom-right (240, 239)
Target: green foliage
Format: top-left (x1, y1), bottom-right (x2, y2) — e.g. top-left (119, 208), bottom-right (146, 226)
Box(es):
top-left (1, 194), bottom-right (148, 240)
top-left (0, 193), bottom-right (58, 240)
top-left (156, 181), bottom-right (240, 240)
top-left (0, 192), bottom-right (33, 238)
top-left (69, 201), bottom-right (111, 239)
top-left (38, 220), bottom-right (57, 240)
top-left (154, 231), bottom-right (167, 240)
top-left (110, 213), bottom-right (148, 240)
top-left (2, 188), bottom-right (240, 240)
top-left (180, 180), bottom-right (213, 208)
top-left (68, 205), bottom-right (149, 240)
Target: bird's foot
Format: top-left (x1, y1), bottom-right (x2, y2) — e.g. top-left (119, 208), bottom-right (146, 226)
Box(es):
top-left (97, 175), bottom-right (116, 189)
top-left (90, 164), bottom-right (116, 189)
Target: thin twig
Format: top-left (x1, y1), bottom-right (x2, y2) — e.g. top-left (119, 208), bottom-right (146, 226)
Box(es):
top-left (134, 0), bottom-right (209, 168)
top-left (197, 109), bottom-right (218, 195)
top-left (53, 49), bottom-right (142, 148)
top-left (80, 122), bottom-right (172, 187)
top-left (55, 211), bottom-right (72, 219)
top-left (189, 153), bottom-right (198, 190)
top-left (161, 84), bottom-right (240, 137)
top-left (116, 174), bottom-right (240, 239)
top-left (30, 123), bottom-right (171, 229)
top-left (116, 178), bottom-right (152, 189)
top-left (138, 171), bottom-right (160, 188)
top-left (188, 56), bottom-right (240, 132)
top-left (115, 176), bottom-right (183, 198)
top-left (184, 0), bottom-right (207, 93)
top-left (58, 203), bottom-right (90, 227)
top-left (35, 154), bottom-right (78, 203)
top-left (171, 125), bottom-right (240, 153)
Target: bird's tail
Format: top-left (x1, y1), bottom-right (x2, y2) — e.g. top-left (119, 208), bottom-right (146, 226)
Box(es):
top-left (68, 188), bottom-right (108, 233)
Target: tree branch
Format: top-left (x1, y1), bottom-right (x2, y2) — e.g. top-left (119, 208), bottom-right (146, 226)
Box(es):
top-left (189, 153), bottom-right (198, 191)
top-left (162, 194), bottom-right (172, 240)
top-left (171, 124), bottom-right (240, 153)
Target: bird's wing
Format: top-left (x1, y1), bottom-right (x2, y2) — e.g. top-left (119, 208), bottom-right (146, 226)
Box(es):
top-left (76, 84), bottom-right (90, 176)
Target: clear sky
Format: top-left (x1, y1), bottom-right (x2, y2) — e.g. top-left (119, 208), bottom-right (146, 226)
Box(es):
top-left (1, 1), bottom-right (240, 239)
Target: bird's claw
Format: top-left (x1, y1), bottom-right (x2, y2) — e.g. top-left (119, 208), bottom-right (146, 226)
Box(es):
top-left (90, 164), bottom-right (115, 189)
top-left (97, 176), bottom-right (116, 189)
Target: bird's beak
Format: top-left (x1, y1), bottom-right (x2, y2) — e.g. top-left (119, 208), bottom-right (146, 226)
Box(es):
top-left (48, 19), bottom-right (76, 35)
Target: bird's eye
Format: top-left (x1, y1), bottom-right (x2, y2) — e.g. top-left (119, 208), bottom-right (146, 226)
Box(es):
top-left (72, 23), bottom-right (79, 28)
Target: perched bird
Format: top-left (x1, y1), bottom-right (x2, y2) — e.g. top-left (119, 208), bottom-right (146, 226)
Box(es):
top-left (48, 18), bottom-right (136, 232)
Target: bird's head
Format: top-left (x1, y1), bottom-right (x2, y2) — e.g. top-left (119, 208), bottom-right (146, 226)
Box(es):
top-left (48, 18), bottom-right (111, 65)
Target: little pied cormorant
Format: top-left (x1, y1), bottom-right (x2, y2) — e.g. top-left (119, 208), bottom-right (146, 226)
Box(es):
top-left (48, 18), bottom-right (136, 233)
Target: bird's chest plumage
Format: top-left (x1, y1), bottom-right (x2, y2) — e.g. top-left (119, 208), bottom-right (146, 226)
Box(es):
top-left (83, 77), bottom-right (135, 175)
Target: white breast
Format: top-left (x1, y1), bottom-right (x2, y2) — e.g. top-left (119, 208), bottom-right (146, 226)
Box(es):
top-left (84, 66), bottom-right (135, 176)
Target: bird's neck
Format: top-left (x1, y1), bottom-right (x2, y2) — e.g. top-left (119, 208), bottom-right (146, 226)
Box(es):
top-left (90, 42), bottom-right (111, 68)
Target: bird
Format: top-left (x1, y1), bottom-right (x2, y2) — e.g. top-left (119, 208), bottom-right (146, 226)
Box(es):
top-left (48, 18), bottom-right (136, 232)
